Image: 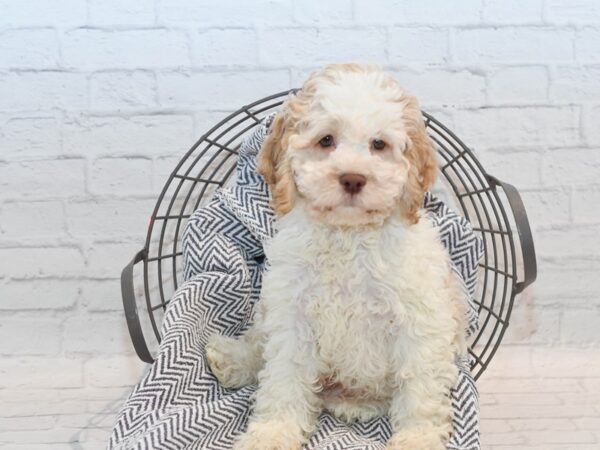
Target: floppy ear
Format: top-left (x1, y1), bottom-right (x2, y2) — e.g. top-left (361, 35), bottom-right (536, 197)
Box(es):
top-left (258, 113), bottom-right (285, 186)
top-left (257, 113), bottom-right (296, 216)
top-left (400, 111), bottom-right (437, 224)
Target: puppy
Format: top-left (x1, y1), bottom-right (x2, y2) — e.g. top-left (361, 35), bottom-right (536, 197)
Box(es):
top-left (206, 63), bottom-right (468, 450)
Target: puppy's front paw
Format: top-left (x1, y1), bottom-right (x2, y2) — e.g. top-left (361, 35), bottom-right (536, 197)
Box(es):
top-left (234, 420), bottom-right (304, 450)
top-left (386, 425), bottom-right (450, 450)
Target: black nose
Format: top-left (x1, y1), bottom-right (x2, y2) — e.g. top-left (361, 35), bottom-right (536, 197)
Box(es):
top-left (339, 173), bottom-right (367, 194)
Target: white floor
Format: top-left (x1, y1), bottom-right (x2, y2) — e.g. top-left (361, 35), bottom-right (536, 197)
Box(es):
top-left (1, 346), bottom-right (598, 450)
top-left (477, 346), bottom-right (600, 450)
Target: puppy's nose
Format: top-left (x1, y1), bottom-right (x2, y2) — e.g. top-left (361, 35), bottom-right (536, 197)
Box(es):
top-left (339, 173), bottom-right (367, 194)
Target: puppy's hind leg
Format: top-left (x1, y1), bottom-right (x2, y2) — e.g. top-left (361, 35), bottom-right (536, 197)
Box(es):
top-left (206, 330), bottom-right (263, 389)
top-left (324, 396), bottom-right (389, 423)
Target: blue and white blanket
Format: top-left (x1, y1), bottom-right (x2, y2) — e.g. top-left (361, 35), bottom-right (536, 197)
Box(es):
top-left (109, 115), bottom-right (484, 450)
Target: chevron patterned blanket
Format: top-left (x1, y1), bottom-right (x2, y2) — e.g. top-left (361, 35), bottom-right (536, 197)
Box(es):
top-left (109, 115), bottom-right (484, 450)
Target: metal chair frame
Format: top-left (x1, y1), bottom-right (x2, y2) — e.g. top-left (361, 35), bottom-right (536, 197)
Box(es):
top-left (121, 90), bottom-right (537, 381)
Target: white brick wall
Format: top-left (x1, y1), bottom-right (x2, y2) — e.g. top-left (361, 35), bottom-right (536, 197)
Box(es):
top-left (0, 0), bottom-right (599, 448)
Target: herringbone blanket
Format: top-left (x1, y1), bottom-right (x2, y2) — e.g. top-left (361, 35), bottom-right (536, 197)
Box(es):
top-left (109, 115), bottom-right (484, 450)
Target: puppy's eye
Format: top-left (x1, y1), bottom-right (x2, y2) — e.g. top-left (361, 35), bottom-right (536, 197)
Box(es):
top-left (318, 135), bottom-right (335, 148)
top-left (371, 139), bottom-right (387, 150)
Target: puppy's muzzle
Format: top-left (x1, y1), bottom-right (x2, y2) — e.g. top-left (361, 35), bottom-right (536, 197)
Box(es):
top-left (339, 173), bottom-right (367, 195)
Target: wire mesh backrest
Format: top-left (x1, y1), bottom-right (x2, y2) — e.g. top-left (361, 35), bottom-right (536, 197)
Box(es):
top-left (141, 90), bottom-right (520, 381)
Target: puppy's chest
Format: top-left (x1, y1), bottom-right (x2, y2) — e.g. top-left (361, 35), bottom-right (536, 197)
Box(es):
top-left (300, 232), bottom-right (401, 384)
top-left (304, 240), bottom-right (398, 325)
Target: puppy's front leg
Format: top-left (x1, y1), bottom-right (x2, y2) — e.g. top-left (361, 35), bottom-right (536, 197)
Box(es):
top-left (234, 322), bottom-right (321, 450)
top-left (386, 329), bottom-right (457, 450)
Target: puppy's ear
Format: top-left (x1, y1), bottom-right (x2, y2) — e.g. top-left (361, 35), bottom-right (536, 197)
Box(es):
top-left (401, 106), bottom-right (437, 224)
top-left (258, 112), bottom-right (296, 215)
top-left (258, 113), bottom-right (285, 187)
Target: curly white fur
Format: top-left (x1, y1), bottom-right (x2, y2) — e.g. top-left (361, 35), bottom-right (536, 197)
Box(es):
top-left (206, 64), bottom-right (468, 450)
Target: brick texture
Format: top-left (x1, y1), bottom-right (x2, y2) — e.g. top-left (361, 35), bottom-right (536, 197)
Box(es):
top-left (0, 0), bottom-right (598, 448)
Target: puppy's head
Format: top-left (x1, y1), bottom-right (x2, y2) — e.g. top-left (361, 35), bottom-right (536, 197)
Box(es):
top-left (258, 63), bottom-right (437, 227)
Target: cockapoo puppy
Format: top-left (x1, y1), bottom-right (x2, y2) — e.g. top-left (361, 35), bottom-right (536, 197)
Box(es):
top-left (206, 63), bottom-right (468, 450)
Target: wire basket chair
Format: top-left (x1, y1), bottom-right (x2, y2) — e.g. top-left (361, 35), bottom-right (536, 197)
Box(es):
top-left (121, 89), bottom-right (537, 381)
